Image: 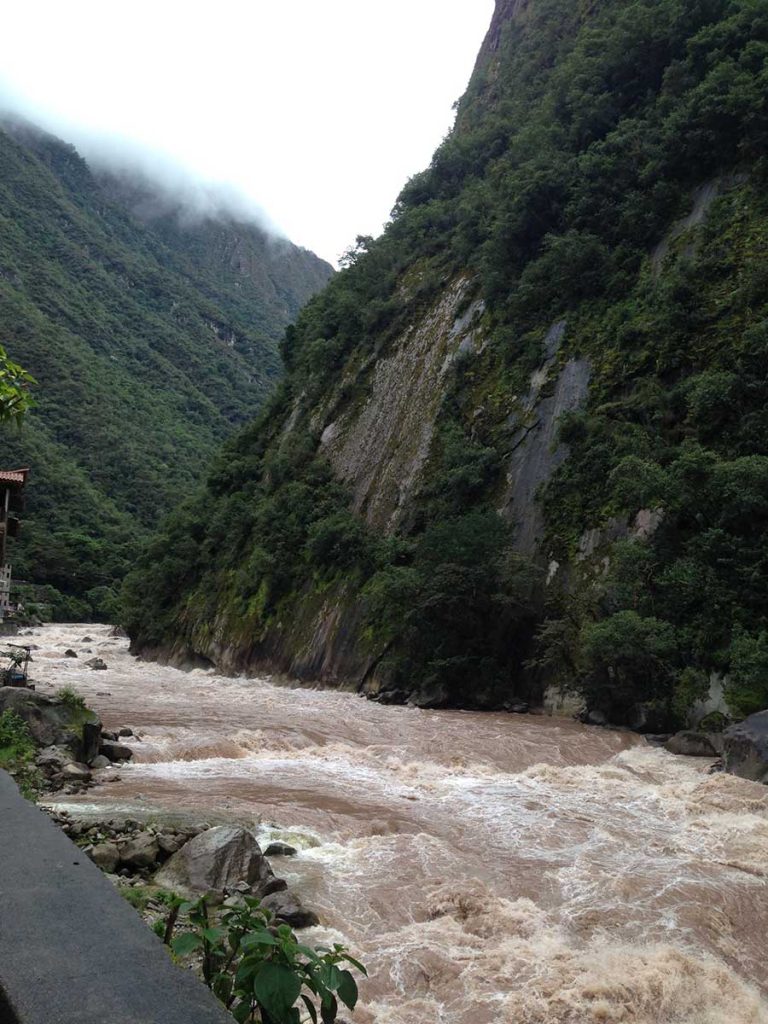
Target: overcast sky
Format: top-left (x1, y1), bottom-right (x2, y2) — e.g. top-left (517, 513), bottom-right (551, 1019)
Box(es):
top-left (1, 1), bottom-right (494, 264)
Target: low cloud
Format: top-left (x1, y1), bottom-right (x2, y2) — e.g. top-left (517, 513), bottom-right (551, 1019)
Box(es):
top-left (0, 88), bottom-right (281, 237)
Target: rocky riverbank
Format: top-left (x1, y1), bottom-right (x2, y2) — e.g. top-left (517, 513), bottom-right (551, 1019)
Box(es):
top-left (44, 810), bottom-right (320, 931)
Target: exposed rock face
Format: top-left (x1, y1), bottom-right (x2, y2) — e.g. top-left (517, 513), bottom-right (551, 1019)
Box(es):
top-left (723, 712), bottom-right (768, 783)
top-left (154, 826), bottom-right (274, 897)
top-left (501, 321), bottom-right (591, 556)
top-left (318, 278), bottom-right (485, 533)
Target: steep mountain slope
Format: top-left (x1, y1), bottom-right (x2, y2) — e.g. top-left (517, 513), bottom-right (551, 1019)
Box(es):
top-left (0, 119), bottom-right (333, 617)
top-left (126, 0), bottom-right (768, 726)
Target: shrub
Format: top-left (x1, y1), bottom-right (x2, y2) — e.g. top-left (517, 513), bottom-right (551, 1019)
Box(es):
top-left (580, 610), bottom-right (679, 714)
top-left (55, 686), bottom-right (86, 712)
top-left (163, 895), bottom-right (366, 1024)
top-left (726, 629), bottom-right (768, 718)
top-left (0, 709), bottom-right (40, 798)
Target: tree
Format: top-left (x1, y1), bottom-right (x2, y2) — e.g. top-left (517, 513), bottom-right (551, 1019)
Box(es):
top-left (0, 346), bottom-right (35, 425)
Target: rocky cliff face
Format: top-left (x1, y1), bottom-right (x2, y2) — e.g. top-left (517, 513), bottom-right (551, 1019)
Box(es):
top-left (128, 0), bottom-right (768, 722)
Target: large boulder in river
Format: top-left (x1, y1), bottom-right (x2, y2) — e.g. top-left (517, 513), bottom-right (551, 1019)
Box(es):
top-left (99, 740), bottom-right (133, 762)
top-left (261, 890), bottom-right (320, 929)
top-left (154, 826), bottom-right (274, 897)
top-left (665, 731), bottom-right (720, 757)
top-left (723, 711), bottom-right (768, 783)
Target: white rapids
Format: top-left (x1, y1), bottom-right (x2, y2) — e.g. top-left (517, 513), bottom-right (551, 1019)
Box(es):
top-left (23, 622), bottom-right (768, 1023)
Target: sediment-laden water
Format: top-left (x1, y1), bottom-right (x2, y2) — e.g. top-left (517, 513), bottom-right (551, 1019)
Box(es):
top-left (26, 623), bottom-right (768, 1022)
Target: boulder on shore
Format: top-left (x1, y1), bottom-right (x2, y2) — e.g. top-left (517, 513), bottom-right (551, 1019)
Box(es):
top-left (665, 732), bottom-right (719, 757)
top-left (724, 711), bottom-right (768, 784)
top-left (119, 833), bottom-right (160, 869)
top-left (61, 762), bottom-right (92, 781)
top-left (153, 825), bottom-right (274, 898)
top-left (89, 842), bottom-right (120, 873)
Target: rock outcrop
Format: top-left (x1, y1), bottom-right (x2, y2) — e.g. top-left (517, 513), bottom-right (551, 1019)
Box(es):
top-left (723, 712), bottom-right (768, 783)
top-left (0, 686), bottom-right (101, 763)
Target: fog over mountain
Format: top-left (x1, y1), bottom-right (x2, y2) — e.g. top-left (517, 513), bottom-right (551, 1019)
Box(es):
top-left (1, 1), bottom-right (494, 263)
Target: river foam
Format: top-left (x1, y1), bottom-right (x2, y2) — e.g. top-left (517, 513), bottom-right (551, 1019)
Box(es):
top-left (27, 623), bottom-right (768, 1022)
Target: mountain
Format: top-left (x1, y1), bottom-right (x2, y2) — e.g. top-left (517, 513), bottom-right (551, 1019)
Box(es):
top-left (125, 0), bottom-right (768, 729)
top-left (0, 117), bottom-right (333, 617)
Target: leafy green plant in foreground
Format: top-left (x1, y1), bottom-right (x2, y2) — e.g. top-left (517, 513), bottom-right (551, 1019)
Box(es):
top-left (164, 895), bottom-right (366, 1024)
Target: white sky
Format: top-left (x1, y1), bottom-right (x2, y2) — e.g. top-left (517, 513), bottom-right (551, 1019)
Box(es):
top-left (1, 1), bottom-right (495, 264)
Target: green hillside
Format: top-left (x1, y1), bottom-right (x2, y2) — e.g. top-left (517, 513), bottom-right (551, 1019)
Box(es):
top-left (0, 119), bottom-right (332, 618)
top-left (125, 0), bottom-right (768, 726)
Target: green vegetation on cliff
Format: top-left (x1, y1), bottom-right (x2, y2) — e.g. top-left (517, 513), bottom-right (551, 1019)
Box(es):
top-left (0, 119), bottom-right (332, 618)
top-left (125, 0), bottom-right (768, 722)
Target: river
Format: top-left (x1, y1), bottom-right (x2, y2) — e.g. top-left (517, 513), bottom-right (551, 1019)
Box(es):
top-left (24, 622), bottom-right (768, 1023)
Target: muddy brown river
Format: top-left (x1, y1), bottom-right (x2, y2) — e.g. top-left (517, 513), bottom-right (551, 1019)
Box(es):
top-left (27, 623), bottom-right (768, 1022)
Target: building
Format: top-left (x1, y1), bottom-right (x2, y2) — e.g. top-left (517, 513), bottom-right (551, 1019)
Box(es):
top-left (0, 468), bottom-right (29, 619)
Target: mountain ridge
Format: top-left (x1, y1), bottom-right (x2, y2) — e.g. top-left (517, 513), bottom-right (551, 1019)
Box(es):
top-left (125, 0), bottom-right (768, 728)
top-left (0, 115), bottom-right (333, 617)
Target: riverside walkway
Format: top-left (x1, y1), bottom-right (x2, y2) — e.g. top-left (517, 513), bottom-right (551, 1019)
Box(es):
top-left (0, 770), bottom-right (230, 1024)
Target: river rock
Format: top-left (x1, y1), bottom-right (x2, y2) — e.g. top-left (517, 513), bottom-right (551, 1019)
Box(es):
top-left (157, 833), bottom-right (183, 855)
top-left (35, 745), bottom-right (70, 772)
top-left (100, 740), bottom-right (133, 762)
top-left (264, 842), bottom-right (298, 857)
top-left (261, 877), bottom-right (288, 897)
top-left (665, 731), bottom-right (719, 757)
top-left (723, 711), bottom-right (768, 783)
top-left (89, 842), bottom-right (120, 872)
top-left (118, 727), bottom-right (133, 738)
top-left (80, 636), bottom-right (93, 643)
top-left (153, 825), bottom-right (274, 897)
top-left (64, 649), bottom-right (78, 658)
top-left (61, 762), bottom-right (91, 781)
top-left (119, 833), bottom-right (160, 869)
top-left (261, 890), bottom-right (319, 929)
top-left (90, 754), bottom-right (111, 770)
top-left (86, 657), bottom-right (107, 671)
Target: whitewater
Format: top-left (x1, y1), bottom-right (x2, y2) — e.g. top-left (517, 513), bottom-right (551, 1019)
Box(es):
top-left (25, 623), bottom-right (768, 1023)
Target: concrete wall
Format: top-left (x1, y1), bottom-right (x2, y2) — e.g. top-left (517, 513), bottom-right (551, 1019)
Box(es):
top-left (0, 771), bottom-right (231, 1024)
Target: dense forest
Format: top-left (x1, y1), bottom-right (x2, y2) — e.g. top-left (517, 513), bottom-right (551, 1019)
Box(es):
top-left (126, 0), bottom-right (768, 727)
top-left (0, 118), bottom-right (332, 618)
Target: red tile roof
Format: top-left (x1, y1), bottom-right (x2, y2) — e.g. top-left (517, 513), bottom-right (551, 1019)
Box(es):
top-left (0, 468), bottom-right (29, 485)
